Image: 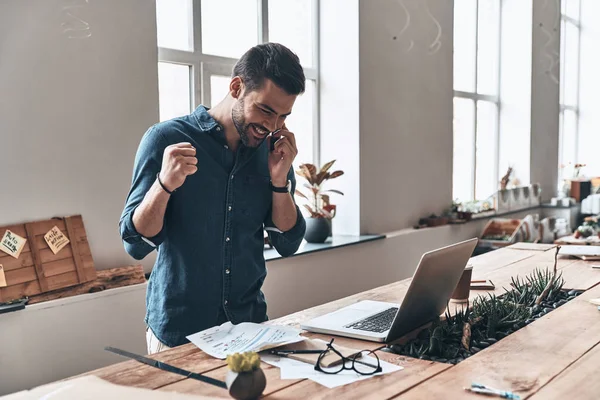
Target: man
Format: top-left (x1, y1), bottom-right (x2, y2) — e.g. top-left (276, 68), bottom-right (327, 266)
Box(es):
top-left (119, 43), bottom-right (307, 354)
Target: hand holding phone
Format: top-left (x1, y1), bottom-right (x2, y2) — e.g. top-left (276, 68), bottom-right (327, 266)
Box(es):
top-left (267, 124), bottom-right (298, 185)
top-left (269, 129), bottom-right (282, 152)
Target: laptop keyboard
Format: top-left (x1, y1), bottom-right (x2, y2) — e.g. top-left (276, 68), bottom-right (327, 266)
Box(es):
top-left (344, 307), bottom-right (399, 333)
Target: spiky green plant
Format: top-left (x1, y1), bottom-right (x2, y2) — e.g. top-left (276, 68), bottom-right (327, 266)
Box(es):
top-left (506, 268), bottom-right (564, 307)
top-left (472, 294), bottom-right (531, 338)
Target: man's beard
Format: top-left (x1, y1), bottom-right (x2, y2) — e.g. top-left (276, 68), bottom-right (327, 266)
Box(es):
top-left (231, 98), bottom-right (267, 148)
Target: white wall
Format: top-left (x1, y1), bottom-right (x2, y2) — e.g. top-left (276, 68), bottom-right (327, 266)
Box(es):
top-left (358, 0), bottom-right (454, 233)
top-left (0, 0), bottom-right (159, 271)
top-left (530, 0), bottom-right (561, 200)
top-left (0, 285), bottom-right (147, 396)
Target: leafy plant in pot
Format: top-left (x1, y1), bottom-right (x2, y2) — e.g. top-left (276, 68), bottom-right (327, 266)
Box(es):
top-left (295, 160), bottom-right (344, 243)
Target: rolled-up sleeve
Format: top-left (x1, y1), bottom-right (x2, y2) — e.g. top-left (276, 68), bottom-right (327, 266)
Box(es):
top-left (264, 167), bottom-right (306, 257)
top-left (119, 126), bottom-right (169, 260)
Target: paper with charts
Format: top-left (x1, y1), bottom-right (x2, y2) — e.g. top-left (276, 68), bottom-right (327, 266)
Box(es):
top-left (187, 321), bottom-right (304, 359)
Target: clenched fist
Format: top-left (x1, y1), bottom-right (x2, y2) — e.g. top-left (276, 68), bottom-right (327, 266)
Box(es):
top-left (158, 142), bottom-right (197, 192)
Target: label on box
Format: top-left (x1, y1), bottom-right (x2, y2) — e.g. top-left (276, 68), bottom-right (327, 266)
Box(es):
top-left (0, 230), bottom-right (27, 259)
top-left (44, 226), bottom-right (70, 255)
top-left (0, 264), bottom-right (6, 287)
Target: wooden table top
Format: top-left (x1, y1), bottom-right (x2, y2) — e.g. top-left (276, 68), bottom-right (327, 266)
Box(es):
top-left (69, 243), bottom-right (600, 399)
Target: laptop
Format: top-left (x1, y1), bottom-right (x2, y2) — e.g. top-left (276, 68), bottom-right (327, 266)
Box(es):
top-left (300, 238), bottom-right (479, 343)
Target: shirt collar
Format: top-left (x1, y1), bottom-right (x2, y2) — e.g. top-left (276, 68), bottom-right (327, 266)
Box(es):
top-left (192, 105), bottom-right (221, 131)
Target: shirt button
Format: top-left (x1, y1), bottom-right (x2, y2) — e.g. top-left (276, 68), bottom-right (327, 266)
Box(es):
top-left (224, 300), bottom-right (228, 305)
top-left (228, 206), bottom-right (232, 211)
top-left (216, 126), bottom-right (221, 132)
top-left (225, 237), bottom-right (230, 242)
top-left (225, 269), bottom-right (230, 274)
top-left (224, 144), bottom-right (228, 149)
top-left (230, 175), bottom-right (234, 180)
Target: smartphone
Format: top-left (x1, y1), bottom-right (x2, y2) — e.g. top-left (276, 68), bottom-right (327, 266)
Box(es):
top-left (269, 129), bottom-right (282, 152)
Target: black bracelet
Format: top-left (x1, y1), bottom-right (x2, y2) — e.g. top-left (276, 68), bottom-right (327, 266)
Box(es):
top-left (156, 172), bottom-right (175, 194)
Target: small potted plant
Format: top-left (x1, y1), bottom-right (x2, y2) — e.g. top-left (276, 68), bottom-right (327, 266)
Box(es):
top-left (225, 352), bottom-right (266, 400)
top-left (425, 213), bottom-right (449, 227)
top-left (574, 217), bottom-right (599, 239)
top-left (295, 160), bottom-right (344, 243)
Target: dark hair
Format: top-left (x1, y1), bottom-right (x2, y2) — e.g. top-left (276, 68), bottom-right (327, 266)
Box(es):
top-left (232, 43), bottom-right (305, 95)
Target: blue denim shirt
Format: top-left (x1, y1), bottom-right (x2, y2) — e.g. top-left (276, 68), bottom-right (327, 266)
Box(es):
top-left (119, 106), bottom-right (306, 347)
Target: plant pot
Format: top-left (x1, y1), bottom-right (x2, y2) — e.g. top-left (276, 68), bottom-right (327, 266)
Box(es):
top-left (226, 368), bottom-right (267, 400)
top-left (531, 183), bottom-right (541, 206)
top-left (497, 189), bottom-right (511, 213)
top-left (511, 188), bottom-right (521, 210)
top-left (426, 216), bottom-right (449, 227)
top-left (457, 211), bottom-right (473, 222)
top-left (305, 217), bottom-right (331, 243)
top-left (522, 186), bottom-right (531, 207)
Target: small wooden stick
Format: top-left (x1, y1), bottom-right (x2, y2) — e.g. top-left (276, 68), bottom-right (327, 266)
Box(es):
top-left (535, 246), bottom-right (561, 306)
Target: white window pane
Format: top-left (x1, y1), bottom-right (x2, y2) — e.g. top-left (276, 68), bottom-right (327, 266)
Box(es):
top-left (558, 111), bottom-right (565, 183)
top-left (477, 0), bottom-right (500, 95)
top-left (158, 62), bottom-right (191, 122)
top-left (210, 75), bottom-right (232, 107)
top-left (287, 80), bottom-right (315, 167)
top-left (565, 0), bottom-right (580, 20)
top-left (156, 0), bottom-right (193, 51)
top-left (454, 0), bottom-right (477, 92)
top-left (269, 0), bottom-right (314, 67)
top-left (561, 109), bottom-right (577, 167)
top-left (475, 101), bottom-right (498, 200)
top-left (578, 116), bottom-right (600, 178)
top-left (559, 18), bottom-right (566, 105)
top-left (563, 22), bottom-right (579, 106)
top-left (202, 0), bottom-right (258, 59)
top-left (453, 97), bottom-right (476, 201)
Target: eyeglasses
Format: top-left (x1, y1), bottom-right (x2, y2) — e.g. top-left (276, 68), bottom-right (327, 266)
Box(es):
top-left (314, 338), bottom-right (382, 376)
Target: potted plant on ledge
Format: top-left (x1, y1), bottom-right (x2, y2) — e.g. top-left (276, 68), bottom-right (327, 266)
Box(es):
top-left (295, 160), bottom-right (344, 243)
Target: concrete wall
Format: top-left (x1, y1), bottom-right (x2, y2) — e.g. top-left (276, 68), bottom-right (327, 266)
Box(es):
top-left (359, 0), bottom-right (454, 233)
top-left (0, 0), bottom-right (160, 272)
top-left (530, 0), bottom-right (561, 200)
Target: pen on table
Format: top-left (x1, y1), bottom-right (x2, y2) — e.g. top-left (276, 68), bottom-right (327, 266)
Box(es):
top-left (464, 383), bottom-right (520, 399)
top-left (269, 349), bottom-right (325, 355)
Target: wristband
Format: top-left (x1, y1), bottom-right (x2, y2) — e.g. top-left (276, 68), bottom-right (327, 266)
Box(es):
top-left (157, 172), bottom-right (175, 194)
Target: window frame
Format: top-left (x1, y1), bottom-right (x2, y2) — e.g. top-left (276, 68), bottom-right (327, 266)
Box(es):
top-left (157, 0), bottom-right (321, 166)
top-left (558, 0), bottom-right (582, 184)
top-left (453, 0), bottom-right (502, 202)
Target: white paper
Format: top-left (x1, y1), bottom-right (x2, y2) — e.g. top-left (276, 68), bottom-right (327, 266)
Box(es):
top-left (186, 321), bottom-right (305, 359)
top-left (559, 245), bottom-right (600, 257)
top-left (260, 353), bottom-right (403, 389)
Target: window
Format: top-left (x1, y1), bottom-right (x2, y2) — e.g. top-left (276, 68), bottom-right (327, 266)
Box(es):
top-left (155, 0), bottom-right (320, 167)
top-left (453, 0), bottom-right (501, 202)
top-left (558, 0), bottom-right (581, 185)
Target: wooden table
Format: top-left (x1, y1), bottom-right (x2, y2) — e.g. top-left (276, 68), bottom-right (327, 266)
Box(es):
top-left (66, 244), bottom-right (600, 399)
